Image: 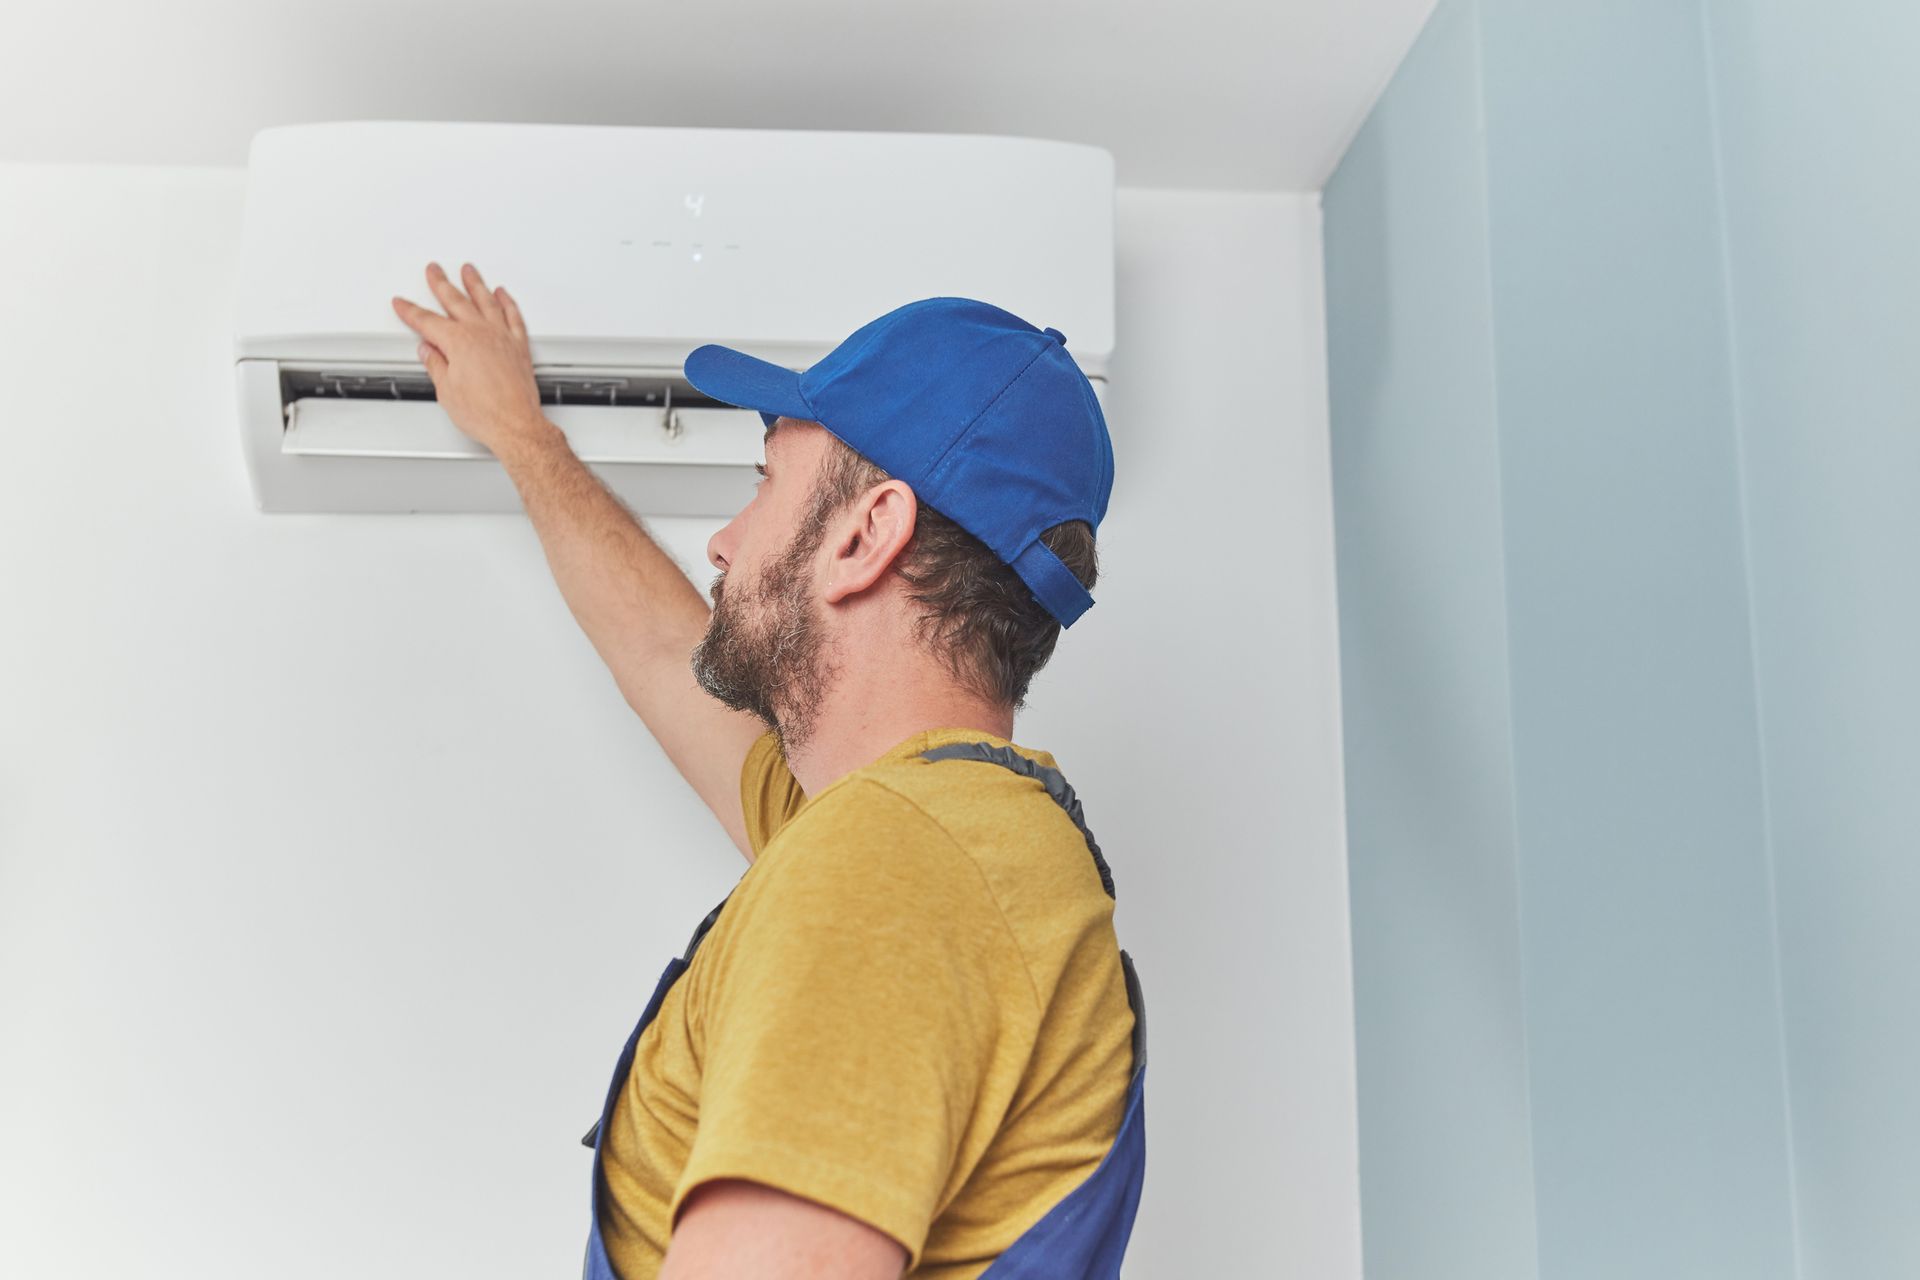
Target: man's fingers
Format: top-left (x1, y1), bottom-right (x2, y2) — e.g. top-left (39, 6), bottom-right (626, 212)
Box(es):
top-left (461, 263), bottom-right (504, 324)
top-left (497, 287), bottom-right (527, 342)
top-left (391, 295), bottom-right (457, 347)
top-left (425, 261), bottom-right (480, 322)
top-left (416, 339), bottom-right (447, 380)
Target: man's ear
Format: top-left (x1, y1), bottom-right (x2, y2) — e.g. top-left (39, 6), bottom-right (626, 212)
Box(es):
top-left (822, 480), bottom-right (918, 606)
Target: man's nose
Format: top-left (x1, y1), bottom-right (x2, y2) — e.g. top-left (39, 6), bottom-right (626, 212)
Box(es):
top-left (707, 523), bottom-right (734, 573)
top-left (709, 502), bottom-right (754, 573)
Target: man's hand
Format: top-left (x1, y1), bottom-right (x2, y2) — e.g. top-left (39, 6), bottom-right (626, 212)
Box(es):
top-left (391, 261), bottom-right (548, 458)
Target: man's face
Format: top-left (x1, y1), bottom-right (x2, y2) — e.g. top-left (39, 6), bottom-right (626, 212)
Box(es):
top-left (689, 420), bottom-right (843, 756)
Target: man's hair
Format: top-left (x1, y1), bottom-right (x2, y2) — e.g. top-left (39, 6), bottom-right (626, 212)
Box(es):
top-left (806, 433), bottom-right (1098, 711)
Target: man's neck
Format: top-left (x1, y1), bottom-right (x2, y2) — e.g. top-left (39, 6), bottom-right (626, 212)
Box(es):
top-left (780, 687), bottom-right (1014, 797)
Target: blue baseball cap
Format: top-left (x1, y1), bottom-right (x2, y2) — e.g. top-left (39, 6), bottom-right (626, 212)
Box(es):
top-left (683, 297), bottom-right (1114, 627)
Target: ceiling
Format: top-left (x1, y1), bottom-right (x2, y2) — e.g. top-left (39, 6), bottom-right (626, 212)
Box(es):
top-left (0, 0), bottom-right (1435, 191)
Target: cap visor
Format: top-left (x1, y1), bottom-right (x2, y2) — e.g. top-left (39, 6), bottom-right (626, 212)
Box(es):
top-left (684, 344), bottom-right (815, 427)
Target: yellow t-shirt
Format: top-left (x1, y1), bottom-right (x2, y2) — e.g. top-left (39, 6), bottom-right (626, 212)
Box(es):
top-left (597, 725), bottom-right (1136, 1278)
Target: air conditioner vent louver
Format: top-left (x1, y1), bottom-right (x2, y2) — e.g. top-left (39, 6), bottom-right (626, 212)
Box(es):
top-left (280, 367), bottom-right (733, 411)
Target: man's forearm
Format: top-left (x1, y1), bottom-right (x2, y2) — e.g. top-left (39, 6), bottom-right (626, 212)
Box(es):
top-left (492, 418), bottom-right (713, 697)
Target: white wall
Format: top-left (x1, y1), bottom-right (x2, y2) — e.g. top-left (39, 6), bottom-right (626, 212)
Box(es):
top-left (0, 165), bottom-right (1356, 1278)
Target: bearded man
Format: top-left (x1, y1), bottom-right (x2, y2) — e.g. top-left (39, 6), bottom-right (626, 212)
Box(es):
top-left (392, 262), bottom-right (1145, 1280)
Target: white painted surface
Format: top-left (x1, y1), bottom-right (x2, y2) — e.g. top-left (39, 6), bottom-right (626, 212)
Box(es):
top-left (0, 0), bottom-right (1436, 191)
top-left (0, 165), bottom-right (1356, 1277)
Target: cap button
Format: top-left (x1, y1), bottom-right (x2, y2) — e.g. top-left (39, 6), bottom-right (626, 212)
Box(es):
top-left (1042, 326), bottom-right (1068, 348)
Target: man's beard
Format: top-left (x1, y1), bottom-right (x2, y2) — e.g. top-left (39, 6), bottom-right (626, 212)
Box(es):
top-left (689, 515), bottom-right (842, 759)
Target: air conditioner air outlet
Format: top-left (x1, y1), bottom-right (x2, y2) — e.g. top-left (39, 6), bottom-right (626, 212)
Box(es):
top-left (278, 365), bottom-right (737, 412)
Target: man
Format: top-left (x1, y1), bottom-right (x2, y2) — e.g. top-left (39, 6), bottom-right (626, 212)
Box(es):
top-left (390, 263), bottom-right (1143, 1279)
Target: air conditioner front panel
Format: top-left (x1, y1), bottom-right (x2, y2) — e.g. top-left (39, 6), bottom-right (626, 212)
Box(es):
top-left (235, 122), bottom-right (1115, 375)
top-left (234, 122), bottom-right (1115, 517)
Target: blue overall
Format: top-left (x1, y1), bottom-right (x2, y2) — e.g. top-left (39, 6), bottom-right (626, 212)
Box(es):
top-left (579, 740), bottom-right (1148, 1278)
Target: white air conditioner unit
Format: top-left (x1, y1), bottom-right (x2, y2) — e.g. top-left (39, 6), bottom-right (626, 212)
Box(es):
top-left (233, 121), bottom-right (1115, 515)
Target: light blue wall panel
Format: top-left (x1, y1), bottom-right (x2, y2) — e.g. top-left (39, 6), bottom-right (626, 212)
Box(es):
top-left (1326, 2), bottom-right (1808, 1276)
top-left (1705, 4), bottom-right (1920, 1275)
top-left (1475, 4), bottom-right (1798, 1277)
top-left (1323, 4), bottom-right (1540, 1278)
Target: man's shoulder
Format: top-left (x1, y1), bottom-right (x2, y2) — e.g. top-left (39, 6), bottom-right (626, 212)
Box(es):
top-left (751, 729), bottom-right (1080, 883)
top-left (757, 774), bottom-right (965, 874)
top-left (720, 777), bottom-right (1008, 960)
top-left (860, 738), bottom-right (1079, 846)
top-left (860, 733), bottom-right (1063, 807)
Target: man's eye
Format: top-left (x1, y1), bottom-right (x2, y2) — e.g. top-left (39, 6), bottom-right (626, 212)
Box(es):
top-left (752, 462), bottom-right (768, 480)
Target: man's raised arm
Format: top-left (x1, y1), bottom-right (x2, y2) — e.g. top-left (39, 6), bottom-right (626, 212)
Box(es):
top-left (392, 261), bottom-right (766, 863)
